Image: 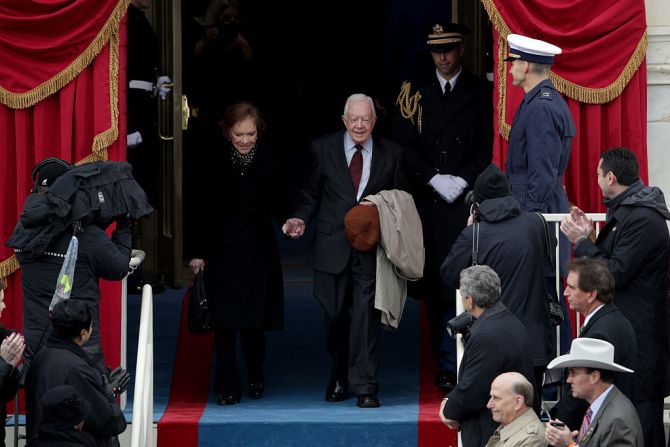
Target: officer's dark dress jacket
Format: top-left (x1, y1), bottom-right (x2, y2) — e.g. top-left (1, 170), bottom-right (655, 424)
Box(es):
top-left (392, 69), bottom-right (492, 300)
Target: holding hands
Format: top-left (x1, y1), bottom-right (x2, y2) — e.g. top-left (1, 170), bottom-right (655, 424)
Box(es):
top-left (1, 332), bottom-right (25, 368)
top-left (560, 206), bottom-right (593, 243)
top-left (282, 218), bottom-right (305, 239)
top-left (189, 258), bottom-right (205, 275)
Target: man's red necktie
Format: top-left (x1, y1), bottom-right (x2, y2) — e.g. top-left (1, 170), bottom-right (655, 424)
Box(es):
top-left (349, 144), bottom-right (363, 194)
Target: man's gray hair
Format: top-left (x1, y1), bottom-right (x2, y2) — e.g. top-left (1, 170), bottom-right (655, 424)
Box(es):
top-left (459, 265), bottom-right (501, 309)
top-left (511, 375), bottom-right (534, 408)
top-left (343, 94), bottom-right (376, 118)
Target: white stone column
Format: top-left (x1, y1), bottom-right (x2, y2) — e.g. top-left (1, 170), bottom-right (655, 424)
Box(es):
top-left (646, 0), bottom-right (670, 193)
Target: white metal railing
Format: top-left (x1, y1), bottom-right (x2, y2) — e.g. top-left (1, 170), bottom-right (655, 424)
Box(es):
top-left (453, 212), bottom-right (607, 447)
top-left (121, 249), bottom-right (147, 410)
top-left (130, 283), bottom-right (154, 447)
top-left (542, 213), bottom-right (606, 356)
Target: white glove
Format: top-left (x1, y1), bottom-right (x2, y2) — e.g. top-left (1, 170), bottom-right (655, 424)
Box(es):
top-left (429, 174), bottom-right (468, 203)
top-left (127, 131), bottom-right (143, 149)
top-left (155, 75), bottom-right (172, 100)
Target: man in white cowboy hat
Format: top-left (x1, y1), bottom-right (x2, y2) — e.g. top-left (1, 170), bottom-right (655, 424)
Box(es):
top-left (544, 338), bottom-right (642, 447)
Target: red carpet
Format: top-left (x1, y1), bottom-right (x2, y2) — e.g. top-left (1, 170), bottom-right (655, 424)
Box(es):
top-left (157, 288), bottom-right (214, 447)
top-left (418, 305), bottom-right (459, 447)
top-left (156, 289), bottom-right (459, 447)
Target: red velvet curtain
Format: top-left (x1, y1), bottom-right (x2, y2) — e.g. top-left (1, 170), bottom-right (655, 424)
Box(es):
top-left (481, 0), bottom-right (648, 214)
top-left (0, 0), bottom-right (129, 369)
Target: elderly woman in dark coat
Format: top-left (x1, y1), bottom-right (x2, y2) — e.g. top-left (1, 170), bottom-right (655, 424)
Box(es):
top-left (189, 102), bottom-right (284, 406)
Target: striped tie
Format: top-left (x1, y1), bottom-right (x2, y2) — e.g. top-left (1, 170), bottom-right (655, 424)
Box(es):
top-left (578, 406), bottom-right (593, 441)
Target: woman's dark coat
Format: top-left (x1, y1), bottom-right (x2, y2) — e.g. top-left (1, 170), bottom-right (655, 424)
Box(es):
top-left (196, 142), bottom-right (284, 330)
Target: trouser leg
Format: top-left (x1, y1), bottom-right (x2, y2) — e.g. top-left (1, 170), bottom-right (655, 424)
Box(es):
top-left (635, 399), bottom-right (665, 447)
top-left (347, 252), bottom-right (379, 396)
top-left (424, 296), bottom-right (456, 373)
top-left (240, 328), bottom-right (266, 383)
top-left (214, 328), bottom-right (240, 394)
top-left (314, 269), bottom-right (351, 385)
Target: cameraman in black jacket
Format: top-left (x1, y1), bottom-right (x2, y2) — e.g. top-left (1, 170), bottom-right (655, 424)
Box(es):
top-left (441, 164), bottom-right (554, 408)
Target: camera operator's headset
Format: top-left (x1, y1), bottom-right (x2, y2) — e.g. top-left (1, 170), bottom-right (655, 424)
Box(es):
top-left (31, 157), bottom-right (71, 192)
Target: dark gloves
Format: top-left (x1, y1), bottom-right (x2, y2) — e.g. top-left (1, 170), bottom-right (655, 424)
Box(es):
top-left (104, 366), bottom-right (131, 398)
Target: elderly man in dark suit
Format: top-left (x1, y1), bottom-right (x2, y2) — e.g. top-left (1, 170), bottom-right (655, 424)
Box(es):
top-left (545, 338), bottom-right (642, 447)
top-left (283, 94), bottom-right (406, 408)
top-left (439, 265), bottom-right (534, 447)
top-left (550, 258), bottom-right (636, 431)
top-left (391, 22), bottom-right (493, 392)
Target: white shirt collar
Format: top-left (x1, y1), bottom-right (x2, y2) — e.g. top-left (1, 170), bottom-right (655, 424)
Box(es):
top-left (582, 303), bottom-right (605, 328)
top-left (436, 66), bottom-right (463, 93)
top-left (344, 133), bottom-right (372, 153)
top-left (589, 384), bottom-right (614, 421)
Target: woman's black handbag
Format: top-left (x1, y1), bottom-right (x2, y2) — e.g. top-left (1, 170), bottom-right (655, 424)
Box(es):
top-left (187, 270), bottom-right (212, 334)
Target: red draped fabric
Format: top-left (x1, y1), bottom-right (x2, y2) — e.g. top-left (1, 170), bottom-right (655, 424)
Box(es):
top-left (0, 0), bottom-right (129, 371)
top-left (481, 0), bottom-right (648, 214)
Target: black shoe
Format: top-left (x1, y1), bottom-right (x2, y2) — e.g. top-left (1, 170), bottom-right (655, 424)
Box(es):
top-left (325, 378), bottom-right (347, 402)
top-left (435, 371), bottom-right (457, 393)
top-left (217, 393), bottom-right (242, 405)
top-left (356, 394), bottom-right (380, 408)
top-left (249, 382), bottom-right (265, 399)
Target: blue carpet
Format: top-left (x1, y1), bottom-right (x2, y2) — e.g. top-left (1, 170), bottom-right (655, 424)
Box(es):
top-left (124, 231), bottom-right (423, 446)
top-left (197, 266), bottom-right (422, 446)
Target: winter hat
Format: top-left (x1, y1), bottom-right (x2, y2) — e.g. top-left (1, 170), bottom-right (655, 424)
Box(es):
top-left (473, 164), bottom-right (512, 203)
top-left (31, 157), bottom-right (71, 189)
top-left (40, 385), bottom-right (91, 429)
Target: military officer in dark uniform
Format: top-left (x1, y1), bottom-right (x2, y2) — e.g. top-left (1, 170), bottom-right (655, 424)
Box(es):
top-left (127, 0), bottom-right (171, 205)
top-left (504, 34), bottom-right (574, 217)
top-left (391, 22), bottom-right (493, 391)
top-left (126, 0), bottom-right (171, 290)
top-left (504, 34), bottom-right (576, 361)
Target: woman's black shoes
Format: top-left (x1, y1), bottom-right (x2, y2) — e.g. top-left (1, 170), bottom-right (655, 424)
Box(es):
top-left (217, 393), bottom-right (242, 405)
top-left (249, 382), bottom-right (265, 399)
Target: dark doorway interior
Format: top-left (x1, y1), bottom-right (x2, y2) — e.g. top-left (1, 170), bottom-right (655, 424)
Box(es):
top-left (179, 0), bottom-right (493, 262)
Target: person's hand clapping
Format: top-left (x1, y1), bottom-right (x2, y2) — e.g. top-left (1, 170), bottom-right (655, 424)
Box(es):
top-left (560, 206), bottom-right (593, 243)
top-left (0, 332), bottom-right (25, 368)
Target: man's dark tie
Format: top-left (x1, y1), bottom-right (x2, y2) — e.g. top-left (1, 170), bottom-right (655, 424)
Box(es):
top-left (443, 82), bottom-right (451, 97)
top-left (349, 144), bottom-right (363, 194)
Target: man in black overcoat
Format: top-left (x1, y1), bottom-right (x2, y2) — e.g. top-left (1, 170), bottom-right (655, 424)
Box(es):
top-left (283, 94), bottom-right (406, 408)
top-left (441, 164), bottom-right (553, 406)
top-left (561, 147), bottom-right (669, 447)
top-left (391, 22), bottom-right (492, 390)
top-left (25, 300), bottom-right (128, 446)
top-left (439, 265), bottom-right (534, 447)
top-left (550, 258), bottom-right (636, 431)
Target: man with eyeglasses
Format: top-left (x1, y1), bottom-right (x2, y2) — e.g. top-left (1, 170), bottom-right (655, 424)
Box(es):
top-left (282, 94), bottom-right (406, 408)
top-left (391, 22), bottom-right (493, 393)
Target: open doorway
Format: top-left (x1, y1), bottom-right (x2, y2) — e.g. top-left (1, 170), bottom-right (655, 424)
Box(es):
top-left (134, 0), bottom-right (491, 287)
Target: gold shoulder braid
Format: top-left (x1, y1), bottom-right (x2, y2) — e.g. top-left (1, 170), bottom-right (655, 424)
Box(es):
top-left (396, 81), bottom-right (423, 133)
